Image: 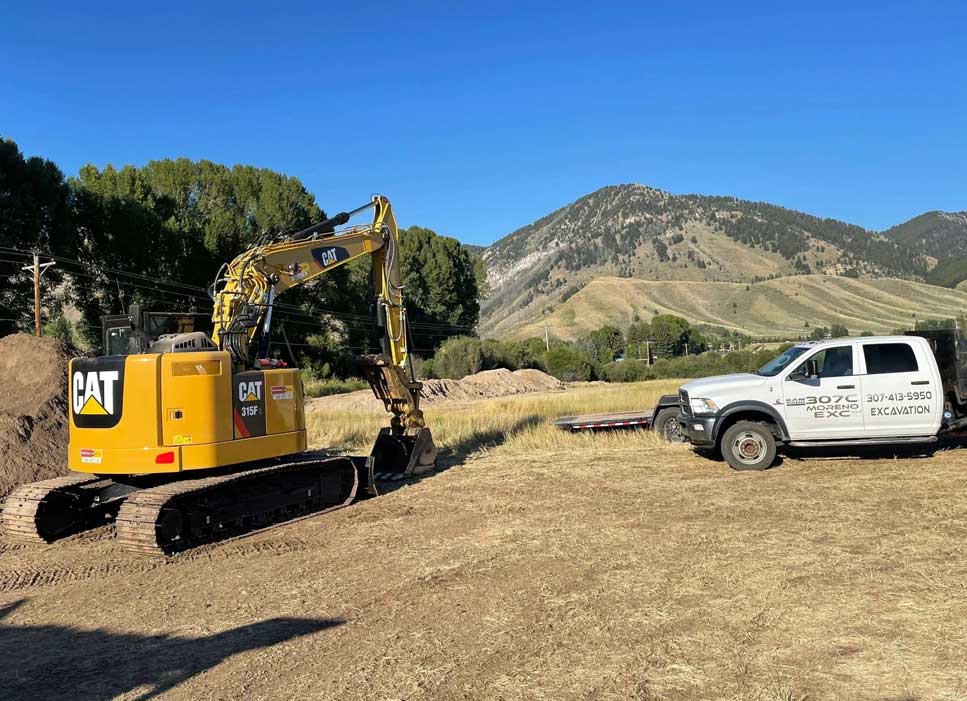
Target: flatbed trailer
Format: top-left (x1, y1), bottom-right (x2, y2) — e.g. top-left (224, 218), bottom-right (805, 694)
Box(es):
top-left (554, 394), bottom-right (685, 441)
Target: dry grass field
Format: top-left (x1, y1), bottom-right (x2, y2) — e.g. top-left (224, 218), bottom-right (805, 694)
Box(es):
top-left (501, 276), bottom-right (967, 340)
top-left (2, 380), bottom-right (967, 700)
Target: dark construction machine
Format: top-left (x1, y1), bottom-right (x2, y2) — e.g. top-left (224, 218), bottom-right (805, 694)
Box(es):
top-left (1, 195), bottom-right (437, 554)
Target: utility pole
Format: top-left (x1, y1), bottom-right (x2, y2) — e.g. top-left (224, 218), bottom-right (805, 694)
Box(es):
top-left (645, 340), bottom-right (651, 367)
top-left (543, 323), bottom-right (550, 352)
top-left (684, 342), bottom-right (689, 356)
top-left (22, 253), bottom-right (56, 336)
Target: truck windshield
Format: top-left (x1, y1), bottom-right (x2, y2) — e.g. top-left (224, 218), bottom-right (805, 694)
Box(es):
top-left (755, 346), bottom-right (809, 377)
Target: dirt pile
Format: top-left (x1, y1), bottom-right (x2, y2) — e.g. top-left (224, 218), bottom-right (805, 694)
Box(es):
top-left (419, 368), bottom-right (564, 402)
top-left (0, 334), bottom-right (72, 499)
top-left (310, 368), bottom-right (565, 411)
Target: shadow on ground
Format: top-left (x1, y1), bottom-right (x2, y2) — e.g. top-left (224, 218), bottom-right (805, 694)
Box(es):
top-left (692, 432), bottom-right (967, 470)
top-left (377, 414), bottom-right (544, 494)
top-left (0, 599), bottom-right (343, 700)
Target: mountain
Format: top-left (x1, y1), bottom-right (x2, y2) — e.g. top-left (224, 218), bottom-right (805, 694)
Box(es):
top-left (883, 211), bottom-right (967, 288)
top-left (509, 275), bottom-right (967, 341)
top-left (883, 210), bottom-right (967, 259)
top-left (480, 184), bottom-right (932, 337)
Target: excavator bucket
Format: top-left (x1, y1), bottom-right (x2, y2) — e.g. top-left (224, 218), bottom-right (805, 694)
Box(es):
top-left (370, 426), bottom-right (438, 481)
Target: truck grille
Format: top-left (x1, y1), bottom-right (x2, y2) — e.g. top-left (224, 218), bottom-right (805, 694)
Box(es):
top-left (679, 389), bottom-right (690, 414)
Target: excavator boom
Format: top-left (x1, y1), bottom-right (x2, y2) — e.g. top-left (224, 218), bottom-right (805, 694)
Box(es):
top-left (209, 195), bottom-right (432, 448)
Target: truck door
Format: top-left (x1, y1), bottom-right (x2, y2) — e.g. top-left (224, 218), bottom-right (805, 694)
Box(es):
top-left (860, 341), bottom-right (938, 436)
top-left (782, 345), bottom-right (864, 439)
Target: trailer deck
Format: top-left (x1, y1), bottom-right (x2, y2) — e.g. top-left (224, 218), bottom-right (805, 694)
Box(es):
top-left (554, 409), bottom-right (656, 432)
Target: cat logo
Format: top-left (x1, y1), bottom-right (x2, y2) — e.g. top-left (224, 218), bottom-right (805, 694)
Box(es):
top-left (73, 371), bottom-right (119, 415)
top-left (233, 371), bottom-right (267, 437)
top-left (311, 246), bottom-right (349, 270)
top-left (238, 380), bottom-right (263, 403)
top-left (71, 357), bottom-right (125, 429)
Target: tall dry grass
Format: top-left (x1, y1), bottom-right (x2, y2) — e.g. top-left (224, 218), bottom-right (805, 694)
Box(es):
top-left (306, 379), bottom-right (687, 459)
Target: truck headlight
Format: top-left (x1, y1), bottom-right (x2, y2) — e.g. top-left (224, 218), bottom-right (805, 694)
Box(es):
top-left (690, 397), bottom-right (719, 415)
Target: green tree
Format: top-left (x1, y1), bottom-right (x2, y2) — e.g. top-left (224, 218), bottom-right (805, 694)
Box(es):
top-left (543, 346), bottom-right (594, 381)
top-left (431, 336), bottom-right (486, 378)
top-left (829, 323), bottom-right (849, 337)
top-left (650, 314), bottom-right (691, 359)
top-left (577, 324), bottom-right (624, 363)
top-left (0, 139), bottom-right (72, 333)
top-left (69, 158), bottom-right (331, 350)
top-left (399, 226), bottom-right (480, 349)
top-left (626, 320), bottom-right (652, 360)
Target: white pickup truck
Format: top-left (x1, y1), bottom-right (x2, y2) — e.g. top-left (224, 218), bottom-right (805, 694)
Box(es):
top-left (678, 330), bottom-right (967, 470)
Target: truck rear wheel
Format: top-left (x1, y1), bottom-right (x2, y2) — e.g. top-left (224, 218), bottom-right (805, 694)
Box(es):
top-left (653, 408), bottom-right (686, 442)
top-left (721, 421), bottom-right (777, 471)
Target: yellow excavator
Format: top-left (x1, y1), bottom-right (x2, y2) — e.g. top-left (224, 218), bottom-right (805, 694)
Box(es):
top-left (1, 195), bottom-right (436, 554)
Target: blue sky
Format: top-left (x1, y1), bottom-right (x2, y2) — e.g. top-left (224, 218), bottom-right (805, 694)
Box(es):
top-left (2, 1), bottom-right (964, 245)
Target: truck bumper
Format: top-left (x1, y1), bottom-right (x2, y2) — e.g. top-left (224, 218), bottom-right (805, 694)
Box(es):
top-left (678, 413), bottom-right (717, 446)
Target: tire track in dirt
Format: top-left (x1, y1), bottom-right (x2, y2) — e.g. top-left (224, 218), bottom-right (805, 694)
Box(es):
top-left (0, 531), bottom-right (315, 592)
top-left (0, 561), bottom-right (162, 592)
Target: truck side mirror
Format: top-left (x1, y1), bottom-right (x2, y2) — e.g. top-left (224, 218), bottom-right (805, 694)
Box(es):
top-left (789, 358), bottom-right (819, 380)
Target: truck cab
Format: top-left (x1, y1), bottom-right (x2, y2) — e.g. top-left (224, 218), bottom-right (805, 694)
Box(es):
top-left (678, 335), bottom-right (949, 470)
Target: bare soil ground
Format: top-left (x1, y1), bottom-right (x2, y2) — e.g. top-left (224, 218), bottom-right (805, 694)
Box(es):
top-left (0, 334), bottom-right (71, 499)
top-left (1, 381), bottom-right (966, 700)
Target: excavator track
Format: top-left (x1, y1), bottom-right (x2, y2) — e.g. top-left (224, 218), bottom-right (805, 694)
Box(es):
top-left (115, 454), bottom-right (363, 556)
top-left (1, 474), bottom-right (113, 544)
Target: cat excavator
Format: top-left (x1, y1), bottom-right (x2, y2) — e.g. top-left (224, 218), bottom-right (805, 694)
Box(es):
top-left (1, 195), bottom-right (437, 555)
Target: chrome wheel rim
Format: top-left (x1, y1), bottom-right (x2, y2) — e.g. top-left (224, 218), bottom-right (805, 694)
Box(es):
top-left (663, 416), bottom-right (684, 442)
top-left (732, 431), bottom-right (766, 465)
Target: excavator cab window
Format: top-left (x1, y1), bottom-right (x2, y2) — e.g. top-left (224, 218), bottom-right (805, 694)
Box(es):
top-left (100, 311), bottom-right (215, 356)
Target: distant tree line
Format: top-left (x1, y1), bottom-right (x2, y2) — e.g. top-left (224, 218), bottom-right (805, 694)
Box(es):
top-left (425, 314), bottom-right (782, 382)
top-left (427, 311), bottom-right (967, 385)
top-left (0, 138), bottom-right (483, 376)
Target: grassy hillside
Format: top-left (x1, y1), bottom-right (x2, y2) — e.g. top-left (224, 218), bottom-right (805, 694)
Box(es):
top-left (884, 210), bottom-right (967, 260)
top-left (927, 255), bottom-right (967, 288)
top-left (480, 184), bottom-right (930, 335)
top-left (495, 275), bottom-right (967, 340)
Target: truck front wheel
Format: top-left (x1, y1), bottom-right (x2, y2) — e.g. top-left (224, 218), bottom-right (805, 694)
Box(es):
top-left (653, 408), bottom-right (686, 442)
top-left (720, 421), bottom-right (777, 471)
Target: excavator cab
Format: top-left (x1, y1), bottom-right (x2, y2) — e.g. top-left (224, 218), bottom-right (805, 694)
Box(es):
top-left (101, 306), bottom-right (214, 356)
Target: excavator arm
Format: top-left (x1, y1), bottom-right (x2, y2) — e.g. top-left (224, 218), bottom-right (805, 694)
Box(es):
top-left (210, 194), bottom-right (436, 476)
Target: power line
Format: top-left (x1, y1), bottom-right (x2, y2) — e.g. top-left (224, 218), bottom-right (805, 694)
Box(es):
top-left (0, 246), bottom-right (475, 339)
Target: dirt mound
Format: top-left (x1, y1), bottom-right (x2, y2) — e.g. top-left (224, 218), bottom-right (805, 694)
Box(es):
top-left (419, 368), bottom-right (564, 402)
top-left (0, 334), bottom-right (72, 499)
top-left (311, 368), bottom-right (565, 411)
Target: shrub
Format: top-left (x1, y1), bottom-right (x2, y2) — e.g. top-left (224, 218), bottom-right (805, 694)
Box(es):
top-left (432, 336), bottom-right (486, 379)
top-left (302, 377), bottom-right (369, 398)
top-left (599, 360), bottom-right (655, 382)
top-left (543, 346), bottom-right (595, 382)
top-left (42, 315), bottom-right (76, 346)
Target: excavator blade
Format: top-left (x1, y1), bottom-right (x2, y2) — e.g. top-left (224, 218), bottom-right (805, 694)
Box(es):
top-left (370, 426), bottom-right (438, 481)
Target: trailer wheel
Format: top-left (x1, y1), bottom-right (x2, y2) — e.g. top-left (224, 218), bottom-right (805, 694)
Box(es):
top-left (654, 408), bottom-right (686, 443)
top-left (721, 421), bottom-right (777, 471)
